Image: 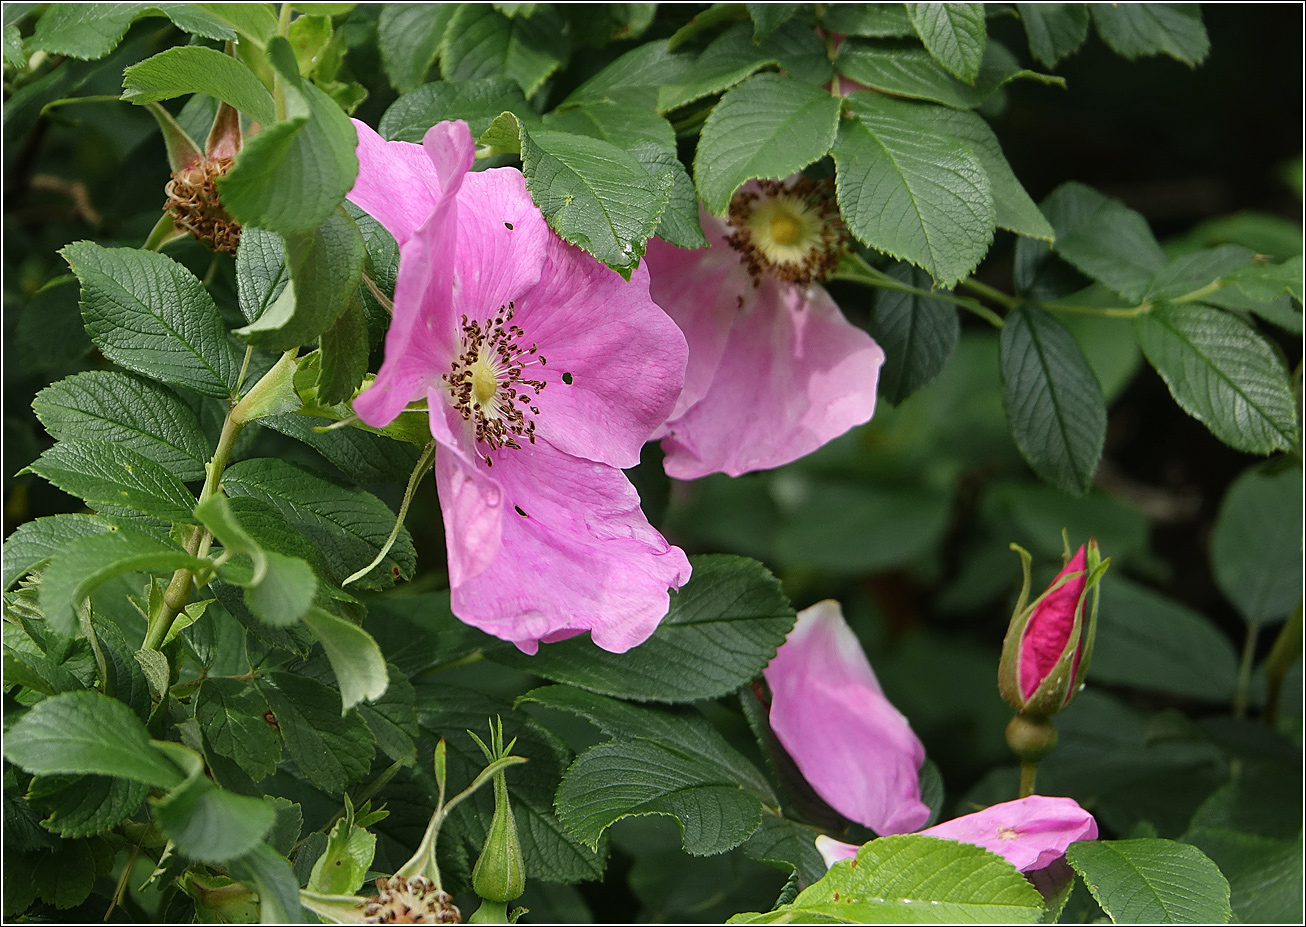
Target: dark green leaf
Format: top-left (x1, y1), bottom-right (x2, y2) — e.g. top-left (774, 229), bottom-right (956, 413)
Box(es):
top-left (152, 746), bottom-right (275, 863)
top-left (358, 664), bottom-right (417, 763)
top-left (28, 3), bottom-right (234, 60)
top-left (261, 413), bottom-right (425, 484)
top-left (229, 841), bottom-right (304, 922)
top-left (835, 93), bottom-right (994, 287)
top-left (1000, 303), bottom-right (1106, 494)
top-left (380, 76), bottom-right (533, 141)
top-left (1017, 3), bottom-right (1090, 68)
top-left (747, 3), bottom-right (802, 41)
top-left (34, 372), bottom-right (210, 482)
top-left (1136, 303), bottom-right (1298, 454)
top-left (301, 607), bottom-right (388, 712)
top-left (740, 815), bottom-right (828, 886)
top-left (235, 225), bottom-right (290, 324)
top-left (2, 514), bottom-right (114, 591)
top-left (1091, 3), bottom-right (1209, 66)
top-left (93, 616), bottom-right (152, 719)
top-left (121, 45), bottom-right (275, 124)
top-left (1143, 245), bottom-right (1256, 302)
top-left (872, 262), bottom-right (961, 405)
top-left (693, 72), bottom-right (841, 215)
top-left (27, 439), bottom-right (199, 523)
top-left (63, 242), bottom-right (240, 398)
top-left (564, 41), bottom-right (694, 110)
top-left (377, 2), bottom-right (454, 92)
top-left (821, 3), bottom-right (917, 38)
top-left (260, 672), bottom-right (375, 793)
top-left (440, 3), bottom-right (564, 98)
top-left (1066, 838), bottom-right (1231, 924)
top-left (907, 2), bottom-right (986, 83)
top-left (26, 774), bottom-right (150, 838)
top-left (492, 555), bottom-right (794, 702)
top-left (1042, 181), bottom-right (1167, 302)
top-left (1183, 829), bottom-right (1302, 925)
top-left (32, 839), bottom-right (95, 909)
top-left (1211, 464), bottom-right (1303, 624)
top-left (316, 295), bottom-right (370, 406)
top-left (195, 678), bottom-right (282, 782)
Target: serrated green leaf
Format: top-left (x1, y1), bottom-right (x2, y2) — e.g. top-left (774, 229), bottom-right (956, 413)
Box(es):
top-left (27, 773), bottom-right (150, 839)
top-left (195, 678), bottom-right (282, 782)
top-left (301, 607), bottom-right (387, 712)
top-left (39, 527), bottom-right (207, 638)
top-left (741, 814), bottom-right (828, 887)
top-left (1041, 181), bottom-right (1167, 302)
top-left (1143, 245), bottom-right (1256, 303)
top-left (522, 127), bottom-right (672, 274)
top-left (835, 38), bottom-right (1062, 111)
top-left (1211, 464), bottom-right (1303, 625)
top-left (1183, 829), bottom-right (1302, 925)
top-left (492, 555), bottom-right (794, 702)
top-left (219, 38), bottom-right (359, 237)
top-left (1067, 838), bottom-right (1231, 924)
top-left (1000, 303), bottom-right (1106, 494)
top-left (358, 664), bottom-right (417, 762)
top-left (2, 514), bottom-right (115, 591)
top-left (747, 3), bottom-right (802, 41)
top-left (261, 414), bottom-right (425, 484)
top-left (907, 2), bottom-right (986, 83)
top-left (1091, 3), bottom-right (1209, 66)
top-left (152, 742), bottom-right (275, 863)
top-left (835, 93), bottom-right (994, 287)
top-left (822, 3), bottom-right (917, 38)
top-left (733, 835), bottom-right (1044, 924)
top-left (1226, 253), bottom-right (1304, 304)
top-left (872, 262), bottom-right (961, 405)
top-left (190, 3), bottom-right (279, 45)
top-left (34, 371), bottom-right (210, 482)
top-left (94, 616), bottom-right (152, 719)
top-left (200, 494), bottom-right (318, 627)
top-left (1090, 577), bottom-right (1239, 701)
top-left (556, 740), bottom-right (763, 856)
top-left (1018, 3), bottom-right (1091, 68)
top-left (1136, 303), bottom-right (1299, 454)
top-left (33, 839), bottom-right (95, 909)
top-left (28, 439), bottom-right (199, 523)
top-left (380, 76), bottom-right (532, 141)
top-left (316, 294), bottom-right (369, 405)
top-left (378, 2), bottom-right (454, 92)
top-left (629, 142), bottom-right (709, 248)
top-left (62, 242), bottom-right (240, 398)
top-left (3, 23), bottom-right (25, 68)
top-left (260, 672), bottom-right (375, 793)
top-left (693, 72), bottom-right (841, 215)
top-left (121, 45), bottom-right (275, 125)
top-left (28, 3), bottom-right (234, 60)
top-left (440, 3), bottom-right (564, 98)
top-left (2, 690), bottom-right (184, 788)
top-left (235, 225), bottom-right (289, 323)
top-left (564, 41), bottom-right (694, 110)
top-left (222, 457), bottom-right (415, 590)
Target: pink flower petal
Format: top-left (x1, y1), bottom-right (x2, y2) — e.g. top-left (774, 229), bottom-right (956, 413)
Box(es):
top-left (814, 835), bottom-right (860, 868)
top-left (764, 600), bottom-right (930, 836)
top-left (1020, 546), bottom-right (1089, 700)
top-left (922, 795), bottom-right (1098, 872)
top-left (429, 394), bottom-right (503, 587)
top-left (453, 168), bottom-right (552, 322)
top-left (449, 438), bottom-right (691, 653)
top-left (347, 119), bottom-right (442, 248)
top-left (517, 247), bottom-right (688, 469)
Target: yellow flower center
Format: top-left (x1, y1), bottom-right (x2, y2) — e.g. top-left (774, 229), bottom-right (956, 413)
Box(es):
top-left (726, 178), bottom-right (850, 287)
top-left (769, 212), bottom-right (803, 246)
top-left (470, 360), bottom-right (499, 407)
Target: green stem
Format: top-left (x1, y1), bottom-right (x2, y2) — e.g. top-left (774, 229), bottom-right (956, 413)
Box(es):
top-left (272, 3), bottom-right (294, 121)
top-left (1232, 622), bottom-right (1260, 720)
top-left (1264, 604), bottom-right (1302, 724)
top-left (833, 255), bottom-right (1007, 327)
top-left (960, 276), bottom-right (1020, 310)
top-left (343, 441), bottom-right (436, 586)
top-left (1018, 759), bottom-right (1039, 798)
top-left (1040, 301), bottom-right (1151, 319)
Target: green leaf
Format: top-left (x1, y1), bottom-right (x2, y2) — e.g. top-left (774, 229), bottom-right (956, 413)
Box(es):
top-left (747, 3), bottom-right (802, 41)
top-left (1211, 464), bottom-right (1303, 625)
top-left (440, 3), bottom-right (564, 98)
top-left (259, 672), bottom-right (375, 793)
top-left (121, 45), bottom-right (276, 125)
top-left (564, 41), bottom-right (694, 110)
top-left (1067, 838), bottom-right (1231, 924)
top-left (657, 21), bottom-right (831, 113)
top-left (3, 23), bottom-right (25, 68)
top-left (33, 371), bottom-right (210, 482)
top-left (195, 678), bottom-right (282, 782)
top-left (190, 3), bottom-right (279, 45)
top-left (492, 555), bottom-right (794, 702)
top-left (151, 742), bottom-right (276, 863)
top-left (1091, 3), bottom-right (1209, 66)
top-left (200, 494), bottom-right (318, 627)
top-left (235, 225), bottom-right (289, 323)
top-left (693, 72), bottom-right (841, 215)
top-left (1018, 2), bottom-right (1090, 68)
top-left (260, 414), bottom-right (425, 484)
top-left (1225, 253), bottom-right (1304, 304)
top-left (630, 142), bottom-right (709, 249)
top-left (740, 815), bottom-right (828, 886)
top-left (28, 3), bottom-right (234, 60)
top-left (835, 38), bottom-right (1062, 111)
top-left (27, 439), bottom-right (199, 523)
top-left (380, 77), bottom-right (532, 142)
top-left (27, 774), bottom-right (150, 838)
top-left (219, 38), bottom-right (359, 237)
top-left (32, 839), bottom-right (95, 910)
top-left (301, 607), bottom-right (388, 712)
top-left (822, 3), bottom-right (917, 38)
top-left (1136, 303), bottom-right (1299, 454)
top-left (907, 2), bottom-right (986, 83)
top-left (521, 126), bottom-right (672, 275)
top-left (94, 617), bottom-right (152, 719)
top-left (307, 802), bottom-right (377, 895)
top-left (378, 2), bottom-right (454, 92)
top-left (38, 527), bottom-right (207, 637)
top-left (732, 835), bottom-right (1044, 923)
top-left (1183, 830), bottom-right (1302, 925)
top-left (1042, 181), bottom-right (1167, 302)
top-left (236, 208), bottom-right (365, 352)
top-left (222, 457), bottom-right (416, 590)
top-left (835, 93), bottom-right (994, 287)
top-left (1143, 245), bottom-right (1256, 303)
top-left (2, 691), bottom-right (184, 788)
top-left (227, 842), bottom-right (304, 923)
top-left (1000, 303), bottom-right (1106, 494)
top-left (62, 242), bottom-right (240, 398)
top-left (1090, 577), bottom-right (1240, 702)
top-left (316, 295), bottom-right (370, 405)
top-left (357, 664), bottom-right (418, 763)
top-left (871, 262), bottom-right (961, 405)
top-left (555, 740), bottom-right (763, 857)
top-left (2, 514), bottom-right (114, 591)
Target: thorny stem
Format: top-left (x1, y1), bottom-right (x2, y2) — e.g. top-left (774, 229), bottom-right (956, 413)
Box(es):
top-left (1232, 622), bottom-right (1260, 720)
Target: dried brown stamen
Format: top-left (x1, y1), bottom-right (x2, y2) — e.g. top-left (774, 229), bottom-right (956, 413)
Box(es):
top-left (164, 157), bottom-right (240, 254)
top-left (362, 876), bottom-right (461, 924)
top-left (725, 176), bottom-right (850, 287)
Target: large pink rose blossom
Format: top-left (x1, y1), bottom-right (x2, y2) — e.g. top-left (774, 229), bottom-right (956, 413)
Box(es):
top-left (644, 179), bottom-right (884, 479)
top-left (346, 118), bottom-right (691, 653)
top-left (815, 795), bottom-right (1099, 872)
top-left (763, 600), bottom-right (930, 836)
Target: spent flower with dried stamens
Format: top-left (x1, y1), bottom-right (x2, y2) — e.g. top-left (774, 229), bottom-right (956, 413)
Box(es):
top-left (362, 876), bottom-right (461, 924)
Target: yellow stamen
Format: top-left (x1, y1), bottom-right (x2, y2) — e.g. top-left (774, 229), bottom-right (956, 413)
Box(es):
top-left (471, 362), bottom-right (498, 406)
top-left (770, 212), bottom-right (802, 246)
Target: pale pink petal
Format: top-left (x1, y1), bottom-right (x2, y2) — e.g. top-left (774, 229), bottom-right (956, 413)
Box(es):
top-left (1020, 546), bottom-right (1088, 700)
top-left (452, 168), bottom-right (552, 323)
top-left (815, 835), bottom-right (860, 868)
top-left (347, 119), bottom-right (441, 247)
top-left (660, 280), bottom-right (883, 480)
top-left (429, 393), bottom-right (503, 587)
top-left (448, 439), bottom-right (691, 653)
top-left (515, 247), bottom-right (688, 469)
top-left (764, 600), bottom-right (930, 836)
top-left (922, 796), bottom-right (1098, 872)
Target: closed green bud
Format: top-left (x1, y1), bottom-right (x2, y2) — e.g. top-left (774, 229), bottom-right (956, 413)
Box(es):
top-left (472, 773), bottom-right (525, 903)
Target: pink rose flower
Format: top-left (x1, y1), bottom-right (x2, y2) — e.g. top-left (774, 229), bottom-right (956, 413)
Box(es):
top-left (346, 119), bottom-right (691, 653)
top-left (1018, 545), bottom-right (1089, 702)
top-left (644, 178), bottom-right (884, 479)
top-left (815, 794), bottom-right (1099, 872)
top-left (763, 600), bottom-right (930, 836)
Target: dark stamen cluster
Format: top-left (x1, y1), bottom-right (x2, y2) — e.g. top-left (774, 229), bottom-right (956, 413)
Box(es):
top-left (443, 302), bottom-right (547, 467)
top-left (725, 177), bottom-right (849, 287)
top-left (164, 157), bottom-right (240, 254)
top-left (363, 876), bottom-right (460, 924)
